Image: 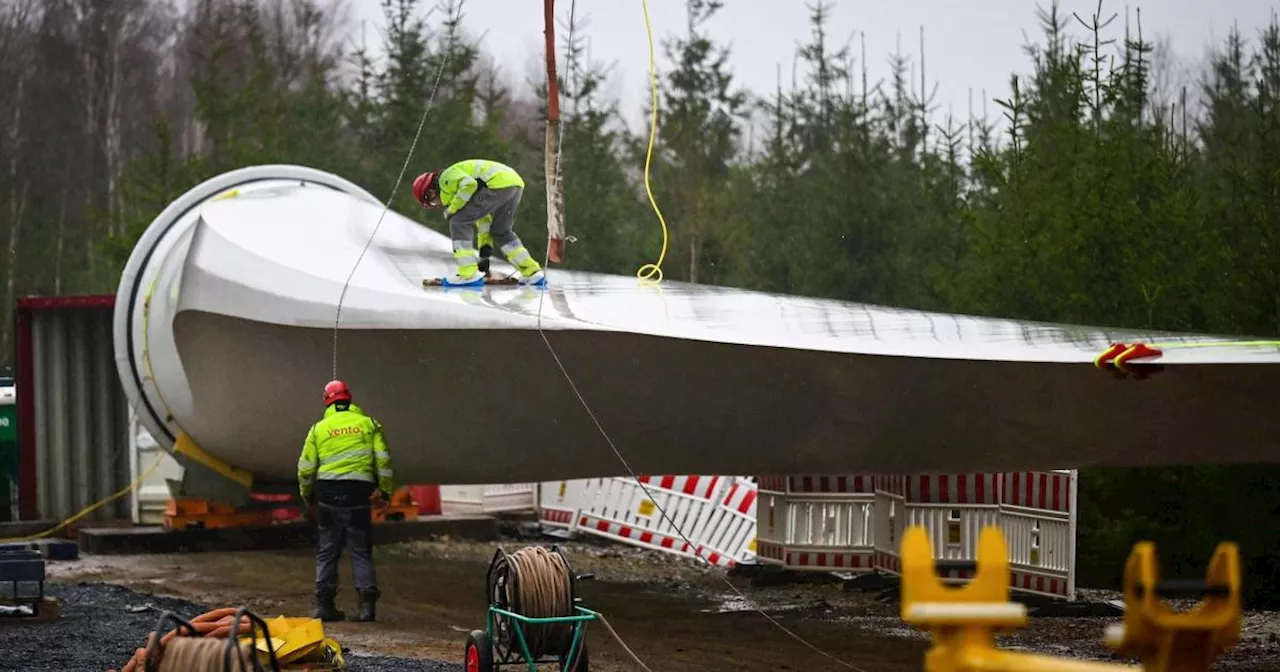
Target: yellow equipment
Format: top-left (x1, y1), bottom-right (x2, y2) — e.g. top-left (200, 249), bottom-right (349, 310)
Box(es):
top-left (899, 525), bottom-right (1241, 672)
top-left (240, 615), bottom-right (346, 670)
top-left (1104, 539), bottom-right (1241, 670)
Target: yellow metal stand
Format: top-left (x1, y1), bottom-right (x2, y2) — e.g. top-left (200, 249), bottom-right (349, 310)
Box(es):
top-left (1104, 539), bottom-right (1241, 671)
top-left (900, 525), bottom-right (1241, 671)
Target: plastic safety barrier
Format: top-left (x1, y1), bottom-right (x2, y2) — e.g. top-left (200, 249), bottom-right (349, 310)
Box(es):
top-left (698, 476), bottom-right (758, 567)
top-left (873, 473), bottom-right (1003, 580)
top-left (752, 470), bottom-right (1078, 601)
top-left (533, 469), bottom-right (1077, 599)
top-left (874, 470), bottom-right (1076, 600)
top-left (1000, 470), bottom-right (1077, 599)
top-left (538, 475), bottom-right (759, 567)
top-left (756, 475), bottom-right (876, 571)
top-left (537, 478), bottom-right (594, 535)
top-left (438, 483), bottom-right (537, 515)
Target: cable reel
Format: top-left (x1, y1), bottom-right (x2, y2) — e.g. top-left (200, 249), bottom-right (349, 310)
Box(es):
top-left (475, 545), bottom-right (595, 671)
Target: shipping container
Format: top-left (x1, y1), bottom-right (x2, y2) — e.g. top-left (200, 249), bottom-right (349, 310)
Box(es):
top-left (14, 296), bottom-right (131, 523)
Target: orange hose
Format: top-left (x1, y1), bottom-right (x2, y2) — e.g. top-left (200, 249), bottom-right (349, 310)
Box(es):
top-left (113, 608), bottom-right (257, 672)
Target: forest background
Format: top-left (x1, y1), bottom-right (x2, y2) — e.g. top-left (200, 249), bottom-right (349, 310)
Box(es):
top-left (2, 0), bottom-right (1279, 602)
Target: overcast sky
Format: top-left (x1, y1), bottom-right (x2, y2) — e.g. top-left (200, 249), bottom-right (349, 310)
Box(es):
top-left (344, 0), bottom-right (1277, 133)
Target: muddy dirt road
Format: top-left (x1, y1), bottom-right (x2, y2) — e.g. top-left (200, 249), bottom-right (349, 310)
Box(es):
top-left (45, 537), bottom-right (1280, 671)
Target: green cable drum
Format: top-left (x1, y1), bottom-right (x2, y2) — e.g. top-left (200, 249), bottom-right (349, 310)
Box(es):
top-left (486, 545), bottom-right (577, 661)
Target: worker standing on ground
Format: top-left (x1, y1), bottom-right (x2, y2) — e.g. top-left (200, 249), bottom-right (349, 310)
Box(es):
top-left (412, 159), bottom-right (546, 287)
top-left (297, 380), bottom-right (396, 623)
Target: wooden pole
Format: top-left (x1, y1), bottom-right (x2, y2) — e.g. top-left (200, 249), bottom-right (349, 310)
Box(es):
top-left (544, 0), bottom-right (561, 124)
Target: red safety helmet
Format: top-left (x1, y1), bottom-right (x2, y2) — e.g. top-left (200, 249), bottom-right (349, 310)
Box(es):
top-left (323, 380), bottom-right (352, 406)
top-left (412, 171), bottom-right (440, 208)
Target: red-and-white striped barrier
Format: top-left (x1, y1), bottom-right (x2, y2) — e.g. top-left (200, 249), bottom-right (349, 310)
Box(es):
top-left (439, 483), bottom-right (537, 515)
top-left (758, 540), bottom-right (876, 570)
top-left (538, 475), bottom-right (760, 567)
top-left (577, 511), bottom-right (695, 555)
top-left (537, 469), bottom-right (1077, 601)
top-left (1003, 470), bottom-right (1073, 513)
top-left (757, 477), bottom-right (876, 572)
top-left (539, 478), bottom-right (594, 535)
top-left (871, 470), bottom-right (1076, 600)
top-left (698, 477), bottom-right (759, 566)
top-left (874, 473), bottom-right (1001, 505)
top-left (759, 474), bottom-right (874, 495)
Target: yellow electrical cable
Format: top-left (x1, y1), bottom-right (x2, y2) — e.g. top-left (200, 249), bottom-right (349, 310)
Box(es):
top-left (1151, 339), bottom-right (1280, 350)
top-left (1095, 338), bottom-right (1280, 365)
top-left (0, 453), bottom-right (166, 543)
top-left (635, 0), bottom-right (669, 286)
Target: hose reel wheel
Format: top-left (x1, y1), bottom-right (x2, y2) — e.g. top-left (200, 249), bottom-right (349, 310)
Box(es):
top-left (465, 629), bottom-right (495, 672)
top-left (485, 545), bottom-right (581, 663)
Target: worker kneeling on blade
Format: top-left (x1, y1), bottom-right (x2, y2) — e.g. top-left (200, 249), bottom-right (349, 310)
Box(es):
top-left (298, 380), bottom-right (396, 623)
top-left (412, 159), bottom-right (546, 287)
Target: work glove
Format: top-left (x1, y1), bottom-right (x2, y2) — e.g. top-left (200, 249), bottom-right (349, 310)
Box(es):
top-left (369, 490), bottom-right (391, 514)
top-left (300, 495), bottom-right (318, 525)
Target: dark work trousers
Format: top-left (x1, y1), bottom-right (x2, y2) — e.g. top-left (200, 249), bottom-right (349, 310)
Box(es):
top-left (449, 186), bottom-right (527, 276)
top-left (315, 502), bottom-right (378, 597)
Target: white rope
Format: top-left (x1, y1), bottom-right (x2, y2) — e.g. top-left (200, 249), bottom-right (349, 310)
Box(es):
top-left (524, 2), bottom-right (867, 669)
top-left (331, 0), bottom-right (467, 380)
top-left (532, 310), bottom-right (868, 670)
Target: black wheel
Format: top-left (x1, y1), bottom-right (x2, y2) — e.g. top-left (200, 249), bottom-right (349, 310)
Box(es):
top-left (561, 641), bottom-right (589, 672)
top-left (465, 629), bottom-right (494, 672)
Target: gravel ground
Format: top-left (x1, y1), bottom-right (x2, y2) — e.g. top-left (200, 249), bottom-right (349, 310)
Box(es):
top-left (405, 537), bottom-right (1280, 668)
top-left (17, 534), bottom-right (1280, 671)
top-left (0, 582), bottom-right (461, 672)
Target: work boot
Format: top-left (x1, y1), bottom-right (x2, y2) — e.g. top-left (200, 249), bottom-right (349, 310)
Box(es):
top-left (517, 269), bottom-right (546, 287)
top-left (354, 590), bottom-right (379, 622)
top-left (441, 272), bottom-right (486, 288)
top-left (314, 591), bottom-right (345, 622)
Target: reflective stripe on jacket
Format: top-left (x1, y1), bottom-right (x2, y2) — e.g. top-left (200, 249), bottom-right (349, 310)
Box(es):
top-left (297, 402), bottom-right (395, 498)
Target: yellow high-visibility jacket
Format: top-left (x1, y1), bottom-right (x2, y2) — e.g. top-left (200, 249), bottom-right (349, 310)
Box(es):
top-left (297, 403), bottom-right (395, 499)
top-left (438, 159), bottom-right (525, 215)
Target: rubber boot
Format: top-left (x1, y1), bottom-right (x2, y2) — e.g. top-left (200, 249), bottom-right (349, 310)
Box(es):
top-left (314, 591), bottom-right (345, 622)
top-left (354, 590), bottom-right (378, 622)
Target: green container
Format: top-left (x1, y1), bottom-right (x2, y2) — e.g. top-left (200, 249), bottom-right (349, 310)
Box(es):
top-left (0, 396), bottom-right (14, 521)
top-left (0, 401), bottom-right (15, 444)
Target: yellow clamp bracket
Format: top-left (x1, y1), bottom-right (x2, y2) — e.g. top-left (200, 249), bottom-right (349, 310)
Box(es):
top-left (173, 432), bottom-right (254, 490)
top-left (901, 525), bottom-right (1042, 672)
top-left (901, 526), bottom-right (1024, 626)
top-left (900, 525), bottom-right (1241, 672)
top-left (1105, 540), bottom-right (1242, 670)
